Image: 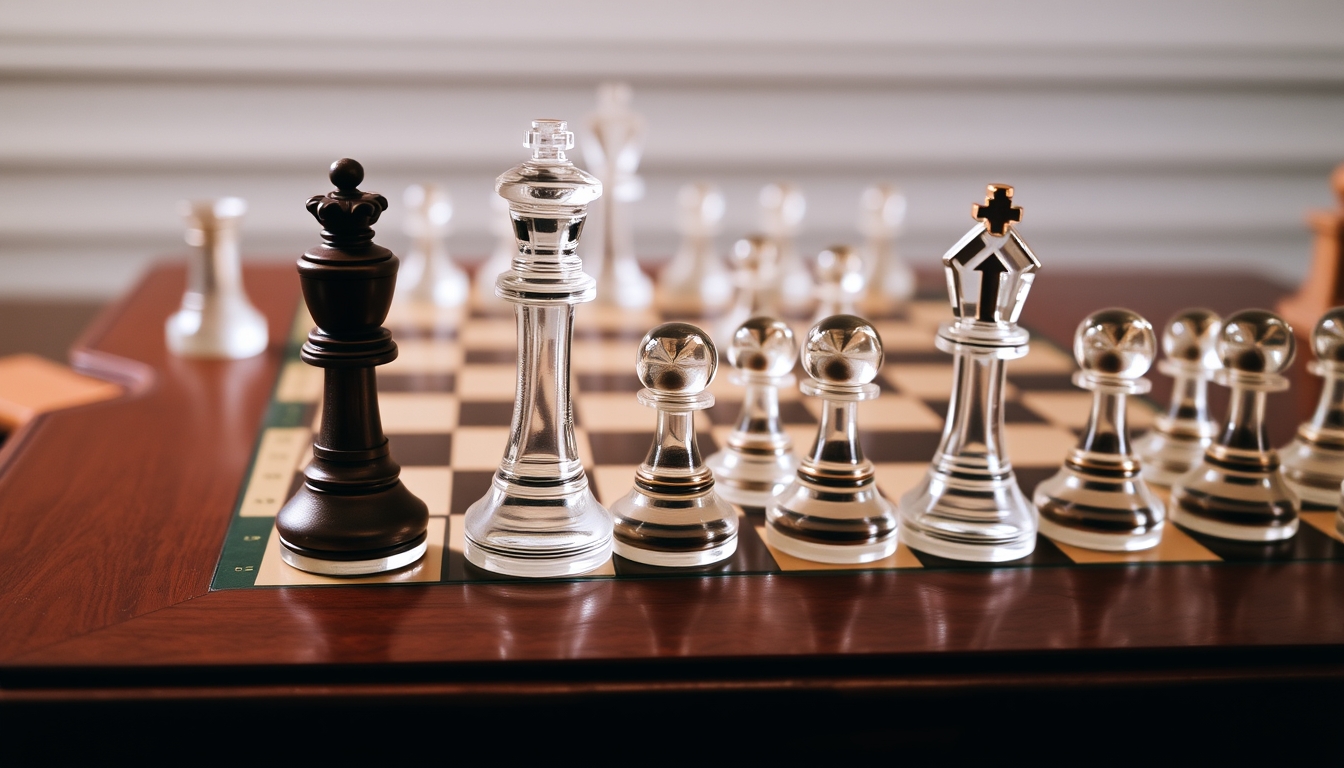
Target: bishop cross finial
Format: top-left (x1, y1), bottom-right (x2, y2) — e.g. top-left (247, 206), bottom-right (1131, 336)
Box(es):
top-left (973, 184), bottom-right (1022, 236)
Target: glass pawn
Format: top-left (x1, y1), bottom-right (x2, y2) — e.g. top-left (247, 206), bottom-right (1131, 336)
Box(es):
top-left (717, 235), bottom-right (780, 345)
top-left (1171, 309), bottom-right (1299, 541)
top-left (706, 316), bottom-right (800, 507)
top-left (658, 183), bottom-right (731, 315)
top-left (759, 182), bottom-right (811, 313)
top-left (1034, 309), bottom-right (1166, 551)
top-left (610, 323), bottom-right (739, 566)
top-left (1133, 309), bottom-right (1222, 485)
top-left (765, 315), bottom-right (897, 564)
top-left (812, 245), bottom-right (865, 324)
top-left (858, 184), bottom-right (914, 312)
top-left (1280, 307), bottom-right (1344, 509)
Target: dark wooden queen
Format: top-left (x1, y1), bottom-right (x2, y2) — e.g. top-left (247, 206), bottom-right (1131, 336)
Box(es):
top-left (275, 158), bottom-right (429, 576)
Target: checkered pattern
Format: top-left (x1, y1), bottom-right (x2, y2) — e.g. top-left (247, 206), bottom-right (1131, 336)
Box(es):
top-left (211, 296), bottom-right (1344, 590)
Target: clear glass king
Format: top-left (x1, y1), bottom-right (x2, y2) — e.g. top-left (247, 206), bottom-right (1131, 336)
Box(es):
top-left (899, 184), bottom-right (1042, 562)
top-left (463, 120), bottom-right (612, 577)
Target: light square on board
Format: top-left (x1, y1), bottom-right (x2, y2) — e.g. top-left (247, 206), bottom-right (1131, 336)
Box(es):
top-left (399, 466), bottom-right (453, 516)
top-left (576, 392), bottom-right (654, 432)
top-left (1002, 423), bottom-right (1080, 467)
top-left (380, 393), bottom-right (458, 434)
top-left (1020, 391), bottom-right (1155, 431)
top-left (572, 338), bottom-right (641, 374)
top-left (1051, 524), bottom-right (1220, 563)
top-left (1301, 511), bottom-right (1344, 543)
top-left (904, 300), bottom-right (954, 328)
top-left (459, 318), bottom-right (517, 349)
top-left (383, 339), bottom-right (463, 374)
top-left (590, 464), bottom-right (640, 507)
top-left (274, 361), bottom-right (324, 403)
top-left (802, 394), bottom-right (944, 431)
top-left (457, 365), bottom-right (519, 401)
top-left (386, 302), bottom-right (464, 332)
top-left (757, 526), bottom-right (924, 570)
top-left (451, 427), bottom-right (511, 470)
top-left (882, 363), bottom-right (1018, 401)
top-left (874, 462), bottom-right (933, 501)
top-left (253, 516), bottom-right (448, 586)
top-left (871, 321), bottom-right (939, 352)
top-left (1013, 343), bottom-right (1077, 374)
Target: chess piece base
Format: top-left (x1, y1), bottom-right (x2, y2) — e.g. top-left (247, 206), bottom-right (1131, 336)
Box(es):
top-left (706, 448), bottom-right (798, 509)
top-left (1133, 427), bottom-right (1213, 487)
top-left (765, 478), bottom-right (898, 564)
top-left (1032, 457), bottom-right (1166, 552)
top-left (1280, 436), bottom-right (1344, 508)
top-left (1170, 453), bottom-right (1299, 542)
top-left (280, 535), bottom-right (428, 576)
top-left (898, 471), bottom-right (1038, 562)
top-left (610, 487), bottom-right (739, 567)
top-left (276, 481), bottom-right (430, 576)
top-left (165, 295), bottom-right (268, 360)
top-left (463, 476), bottom-right (613, 578)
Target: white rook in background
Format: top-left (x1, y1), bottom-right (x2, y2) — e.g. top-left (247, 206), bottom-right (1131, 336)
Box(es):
top-left (164, 198), bottom-right (268, 359)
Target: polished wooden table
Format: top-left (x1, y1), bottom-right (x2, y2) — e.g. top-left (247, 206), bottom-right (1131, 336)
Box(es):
top-left (2, 263), bottom-right (1340, 765)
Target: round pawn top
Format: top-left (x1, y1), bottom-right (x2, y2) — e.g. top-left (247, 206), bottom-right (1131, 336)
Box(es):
top-left (730, 235), bottom-right (778, 273)
top-left (1073, 308), bottom-right (1156, 379)
top-left (859, 184), bottom-right (907, 235)
top-left (678, 183), bottom-right (726, 234)
top-left (1219, 309), bottom-right (1295, 375)
top-left (728, 316), bottom-right (797, 379)
top-left (1312, 306), bottom-right (1344, 363)
top-left (330, 158), bottom-right (364, 192)
top-left (1163, 308), bottom-right (1222, 369)
top-left (637, 322), bottom-right (717, 395)
top-left (801, 314), bottom-right (883, 386)
top-left (815, 245), bottom-right (865, 292)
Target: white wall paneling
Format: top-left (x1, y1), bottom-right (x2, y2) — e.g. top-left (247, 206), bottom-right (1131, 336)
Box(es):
top-left (2, 1), bottom-right (1342, 297)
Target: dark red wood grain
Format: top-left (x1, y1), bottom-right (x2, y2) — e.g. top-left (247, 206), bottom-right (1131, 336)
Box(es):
top-left (1, 262), bottom-right (1339, 707)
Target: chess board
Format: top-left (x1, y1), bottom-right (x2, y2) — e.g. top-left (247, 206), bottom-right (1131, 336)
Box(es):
top-left (211, 296), bottom-right (1344, 589)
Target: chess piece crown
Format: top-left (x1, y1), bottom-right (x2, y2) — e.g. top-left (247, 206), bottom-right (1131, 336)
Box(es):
top-left (939, 184), bottom-right (1040, 354)
top-left (495, 119), bottom-right (603, 303)
top-left (705, 316), bottom-right (800, 508)
top-left (305, 159), bottom-right (389, 254)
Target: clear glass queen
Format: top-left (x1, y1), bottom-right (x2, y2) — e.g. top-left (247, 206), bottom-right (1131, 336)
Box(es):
top-left (898, 184), bottom-right (1042, 562)
top-left (463, 120), bottom-right (613, 577)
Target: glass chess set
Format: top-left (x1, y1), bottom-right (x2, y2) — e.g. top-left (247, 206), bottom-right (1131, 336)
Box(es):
top-left (190, 112), bottom-right (1344, 589)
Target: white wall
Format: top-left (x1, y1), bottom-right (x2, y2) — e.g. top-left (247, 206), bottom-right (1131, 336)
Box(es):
top-left (1, 0), bottom-right (1342, 297)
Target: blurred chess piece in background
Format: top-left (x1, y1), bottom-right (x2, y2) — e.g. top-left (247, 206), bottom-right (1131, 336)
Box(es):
top-left (658, 183), bottom-right (731, 316)
top-left (1278, 162), bottom-right (1344, 418)
top-left (759, 182), bottom-right (810, 314)
top-left (582, 82), bottom-right (653, 309)
top-left (473, 194), bottom-right (515, 316)
top-left (165, 197), bottom-right (268, 359)
top-left (812, 245), bottom-right (865, 324)
top-left (397, 183), bottom-right (467, 307)
top-left (859, 184), bottom-right (913, 313)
